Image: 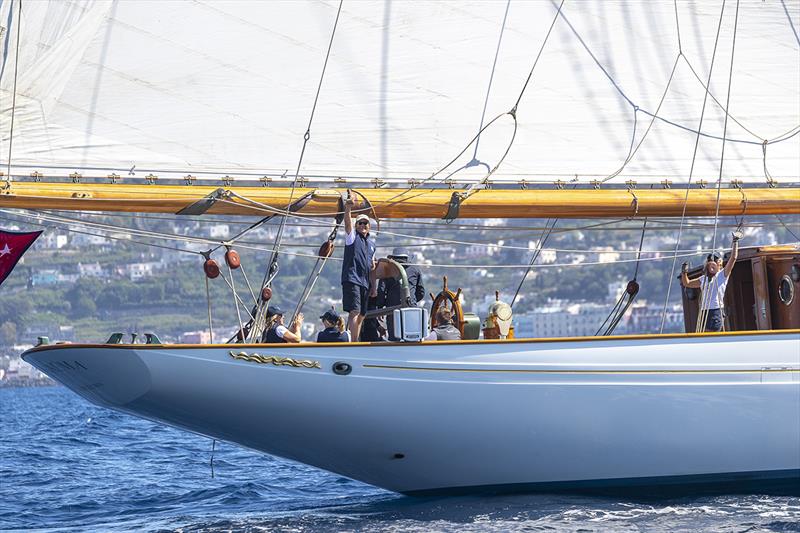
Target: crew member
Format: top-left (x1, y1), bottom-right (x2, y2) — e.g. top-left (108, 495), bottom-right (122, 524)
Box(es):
top-left (380, 247), bottom-right (425, 341)
top-left (424, 307), bottom-right (462, 341)
top-left (316, 309), bottom-right (350, 342)
top-left (341, 194), bottom-right (376, 341)
top-left (360, 295), bottom-right (387, 342)
top-left (263, 305), bottom-right (303, 343)
top-left (680, 231), bottom-right (741, 332)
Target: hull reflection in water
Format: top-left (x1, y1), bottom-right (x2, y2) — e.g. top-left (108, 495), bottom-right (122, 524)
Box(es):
top-left (22, 330), bottom-right (800, 495)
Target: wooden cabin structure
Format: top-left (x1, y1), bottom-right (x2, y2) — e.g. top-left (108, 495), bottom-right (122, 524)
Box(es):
top-left (681, 245), bottom-right (800, 332)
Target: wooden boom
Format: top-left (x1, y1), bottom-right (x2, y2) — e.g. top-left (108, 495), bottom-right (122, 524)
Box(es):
top-left (0, 182), bottom-right (797, 219)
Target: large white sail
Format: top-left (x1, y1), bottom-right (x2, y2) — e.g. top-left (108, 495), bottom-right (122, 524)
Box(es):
top-left (0, 0), bottom-right (798, 184)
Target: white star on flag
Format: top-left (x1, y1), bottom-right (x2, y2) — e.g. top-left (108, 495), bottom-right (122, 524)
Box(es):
top-left (0, 244), bottom-right (11, 258)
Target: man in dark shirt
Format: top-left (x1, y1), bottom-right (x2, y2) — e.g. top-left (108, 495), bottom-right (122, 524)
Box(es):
top-left (341, 195), bottom-right (376, 341)
top-left (380, 247), bottom-right (425, 341)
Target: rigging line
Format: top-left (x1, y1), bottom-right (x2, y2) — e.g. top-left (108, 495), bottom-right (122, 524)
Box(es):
top-left (511, 218), bottom-right (557, 308)
top-left (681, 54), bottom-right (776, 141)
top-left (205, 276), bottom-right (214, 344)
top-left (375, 222), bottom-right (714, 254)
top-left (215, 197), bottom-right (768, 248)
top-left (660, 0), bottom-right (729, 334)
top-left (596, 217), bottom-right (646, 336)
top-left (378, 0), bottom-right (566, 209)
top-left (17, 209), bottom-right (227, 248)
top-left (776, 214), bottom-right (800, 241)
top-left (780, 0), bottom-right (800, 46)
top-left (0, 208), bottom-right (324, 258)
top-left (0, 212), bottom-right (202, 255)
top-left (267, 0), bottom-right (344, 282)
top-left (56, 208), bottom-right (778, 233)
top-left (472, 0), bottom-right (511, 160)
top-left (602, 53), bottom-right (681, 183)
top-left (3, 0), bottom-right (22, 190)
top-left (224, 259), bottom-right (245, 342)
top-left (465, 0), bottom-right (566, 195)
top-left (636, 110), bottom-right (799, 146)
top-left (632, 217), bottom-right (648, 280)
top-left (710, 0), bottom-right (740, 257)
top-left (769, 124), bottom-right (800, 143)
top-left (408, 250), bottom-right (709, 269)
top-left (554, 1), bottom-right (792, 147)
top-left (673, 0), bottom-right (683, 52)
top-left (513, 0), bottom-right (566, 112)
top-left (217, 269), bottom-right (256, 323)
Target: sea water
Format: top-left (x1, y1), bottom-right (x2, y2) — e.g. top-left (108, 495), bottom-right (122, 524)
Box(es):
top-left (1, 387), bottom-right (798, 532)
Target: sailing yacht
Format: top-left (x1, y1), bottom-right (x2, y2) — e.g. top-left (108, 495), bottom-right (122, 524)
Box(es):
top-left (3, 0), bottom-right (799, 494)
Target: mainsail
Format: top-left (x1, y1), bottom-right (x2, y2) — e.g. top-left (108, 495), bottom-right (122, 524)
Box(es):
top-left (0, 0), bottom-right (798, 187)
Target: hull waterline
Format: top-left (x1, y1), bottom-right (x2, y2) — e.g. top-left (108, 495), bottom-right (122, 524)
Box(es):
top-left (22, 331), bottom-right (800, 495)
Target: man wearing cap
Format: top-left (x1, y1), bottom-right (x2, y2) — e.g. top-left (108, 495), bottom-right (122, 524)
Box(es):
top-left (380, 247), bottom-right (425, 341)
top-left (680, 231), bottom-right (741, 332)
top-left (341, 194), bottom-right (377, 341)
top-left (262, 305), bottom-right (303, 343)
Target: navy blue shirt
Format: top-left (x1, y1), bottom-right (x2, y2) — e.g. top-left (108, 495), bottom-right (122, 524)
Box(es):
top-left (341, 229), bottom-right (375, 288)
top-left (264, 325), bottom-right (288, 343)
top-left (379, 264), bottom-right (424, 306)
top-left (316, 327), bottom-right (350, 343)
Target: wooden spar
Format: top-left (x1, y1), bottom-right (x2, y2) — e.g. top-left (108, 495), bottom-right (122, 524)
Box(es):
top-left (0, 182), bottom-right (798, 219)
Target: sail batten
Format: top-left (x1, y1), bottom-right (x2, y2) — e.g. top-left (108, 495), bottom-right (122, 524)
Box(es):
top-left (2, 183), bottom-right (797, 219)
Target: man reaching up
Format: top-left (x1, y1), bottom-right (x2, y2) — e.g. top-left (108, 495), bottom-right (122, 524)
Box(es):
top-left (680, 231), bottom-right (741, 332)
top-left (341, 193), bottom-right (376, 341)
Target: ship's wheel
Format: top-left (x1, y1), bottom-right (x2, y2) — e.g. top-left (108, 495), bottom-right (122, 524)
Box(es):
top-left (429, 276), bottom-right (465, 336)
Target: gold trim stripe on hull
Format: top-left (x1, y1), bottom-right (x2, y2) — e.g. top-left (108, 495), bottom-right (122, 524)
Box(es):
top-left (2, 183), bottom-right (798, 218)
top-left (362, 364), bottom-right (800, 374)
top-left (22, 328), bottom-right (800, 355)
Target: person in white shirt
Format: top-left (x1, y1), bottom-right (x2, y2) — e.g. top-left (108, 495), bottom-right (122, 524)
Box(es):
top-left (680, 232), bottom-right (741, 332)
top-left (262, 305), bottom-right (303, 343)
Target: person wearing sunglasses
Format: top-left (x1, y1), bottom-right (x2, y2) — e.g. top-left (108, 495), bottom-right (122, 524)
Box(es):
top-left (341, 193), bottom-right (377, 341)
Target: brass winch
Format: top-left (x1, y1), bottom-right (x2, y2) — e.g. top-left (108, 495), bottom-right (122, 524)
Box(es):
top-left (482, 291), bottom-right (514, 339)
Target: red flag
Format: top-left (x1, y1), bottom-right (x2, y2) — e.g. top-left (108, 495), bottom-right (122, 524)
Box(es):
top-left (0, 229), bottom-right (43, 287)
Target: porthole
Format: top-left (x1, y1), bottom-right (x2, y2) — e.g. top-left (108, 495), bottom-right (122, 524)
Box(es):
top-left (778, 275), bottom-right (794, 306)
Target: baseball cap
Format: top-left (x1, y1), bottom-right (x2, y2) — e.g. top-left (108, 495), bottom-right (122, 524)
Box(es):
top-left (267, 305), bottom-right (284, 317)
top-left (320, 309), bottom-right (340, 323)
top-left (355, 214), bottom-right (370, 223)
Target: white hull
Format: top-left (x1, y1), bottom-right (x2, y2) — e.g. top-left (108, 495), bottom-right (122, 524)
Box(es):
top-left (23, 331), bottom-right (800, 494)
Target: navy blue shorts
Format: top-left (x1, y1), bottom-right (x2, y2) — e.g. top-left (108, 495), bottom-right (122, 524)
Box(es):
top-left (342, 281), bottom-right (369, 315)
top-left (704, 308), bottom-right (723, 332)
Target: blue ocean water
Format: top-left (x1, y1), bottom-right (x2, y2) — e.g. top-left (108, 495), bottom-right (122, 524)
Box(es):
top-left (1, 387), bottom-right (799, 532)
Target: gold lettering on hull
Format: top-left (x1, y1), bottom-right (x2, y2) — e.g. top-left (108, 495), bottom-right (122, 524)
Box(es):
top-left (228, 350), bottom-right (321, 369)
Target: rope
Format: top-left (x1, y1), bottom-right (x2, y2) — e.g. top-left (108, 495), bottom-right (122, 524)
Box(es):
top-left (511, 218), bottom-right (557, 308)
top-left (710, 0), bottom-right (740, 257)
top-left (266, 0), bottom-right (344, 282)
top-left (602, 54), bottom-right (681, 182)
top-left (205, 276), bottom-right (214, 344)
top-left (472, 0), bottom-right (511, 163)
top-left (659, 0), bottom-right (728, 334)
top-left (595, 218), bottom-right (646, 335)
top-left (556, 1), bottom-right (797, 149)
top-left (776, 214), bottom-right (800, 241)
top-left (378, 0), bottom-right (566, 212)
top-left (290, 222), bottom-right (341, 324)
top-left (213, 196), bottom-right (726, 253)
top-left (3, 0), bottom-right (22, 190)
